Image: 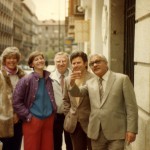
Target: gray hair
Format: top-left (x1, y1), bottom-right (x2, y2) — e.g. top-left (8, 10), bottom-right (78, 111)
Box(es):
top-left (89, 53), bottom-right (108, 63)
top-left (1, 47), bottom-right (21, 65)
top-left (54, 51), bottom-right (69, 61)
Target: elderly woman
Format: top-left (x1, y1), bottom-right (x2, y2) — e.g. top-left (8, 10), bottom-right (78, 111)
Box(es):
top-left (13, 51), bottom-right (57, 150)
top-left (0, 47), bottom-right (26, 150)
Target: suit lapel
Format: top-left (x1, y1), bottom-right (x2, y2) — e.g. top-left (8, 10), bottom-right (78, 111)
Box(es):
top-left (88, 77), bottom-right (101, 107)
top-left (100, 71), bottom-right (116, 107)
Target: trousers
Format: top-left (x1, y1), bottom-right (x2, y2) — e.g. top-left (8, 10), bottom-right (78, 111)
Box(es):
top-left (0, 121), bottom-right (22, 150)
top-left (71, 122), bottom-right (92, 150)
top-left (23, 114), bottom-right (54, 150)
top-left (53, 113), bottom-right (72, 150)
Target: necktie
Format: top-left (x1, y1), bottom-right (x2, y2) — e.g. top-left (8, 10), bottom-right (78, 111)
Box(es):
top-left (60, 74), bottom-right (65, 92)
top-left (99, 78), bottom-right (104, 101)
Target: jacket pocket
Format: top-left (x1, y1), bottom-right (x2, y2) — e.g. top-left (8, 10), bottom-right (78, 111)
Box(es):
top-left (0, 115), bottom-right (14, 138)
top-left (63, 112), bottom-right (77, 133)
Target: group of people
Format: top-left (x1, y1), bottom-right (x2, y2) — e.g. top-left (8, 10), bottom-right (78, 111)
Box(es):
top-left (0, 46), bottom-right (138, 150)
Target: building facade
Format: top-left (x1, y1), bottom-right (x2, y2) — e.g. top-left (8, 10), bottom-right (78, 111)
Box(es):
top-left (66, 0), bottom-right (85, 51)
top-left (37, 19), bottom-right (66, 53)
top-left (134, 0), bottom-right (150, 149)
top-left (13, 0), bottom-right (23, 49)
top-left (21, 1), bottom-right (33, 62)
top-left (0, 0), bottom-right (13, 54)
top-left (31, 15), bottom-right (39, 51)
top-left (0, 0), bottom-right (39, 64)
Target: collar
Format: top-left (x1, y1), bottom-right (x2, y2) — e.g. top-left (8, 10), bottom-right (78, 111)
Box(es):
top-left (3, 65), bottom-right (18, 75)
top-left (32, 70), bottom-right (51, 80)
top-left (56, 69), bottom-right (69, 79)
top-left (96, 70), bottom-right (110, 81)
top-left (102, 70), bottom-right (110, 81)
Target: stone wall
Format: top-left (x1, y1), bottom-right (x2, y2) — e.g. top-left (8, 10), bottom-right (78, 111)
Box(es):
top-left (134, 0), bottom-right (150, 150)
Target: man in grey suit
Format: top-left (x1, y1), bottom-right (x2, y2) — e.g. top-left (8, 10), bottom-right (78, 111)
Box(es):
top-left (69, 53), bottom-right (138, 150)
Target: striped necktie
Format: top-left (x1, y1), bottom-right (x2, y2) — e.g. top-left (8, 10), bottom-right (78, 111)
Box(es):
top-left (99, 78), bottom-right (104, 101)
top-left (60, 74), bottom-right (65, 93)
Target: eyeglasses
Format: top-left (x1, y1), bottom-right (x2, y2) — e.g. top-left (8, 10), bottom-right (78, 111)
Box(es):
top-left (89, 60), bottom-right (103, 67)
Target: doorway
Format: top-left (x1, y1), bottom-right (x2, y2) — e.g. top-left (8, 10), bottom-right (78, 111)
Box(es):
top-left (124, 0), bottom-right (136, 84)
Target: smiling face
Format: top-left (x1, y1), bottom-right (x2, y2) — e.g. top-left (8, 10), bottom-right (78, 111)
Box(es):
top-left (71, 56), bottom-right (87, 73)
top-left (54, 54), bottom-right (69, 74)
top-left (5, 54), bottom-right (18, 70)
top-left (89, 55), bottom-right (108, 77)
top-left (31, 54), bottom-right (45, 71)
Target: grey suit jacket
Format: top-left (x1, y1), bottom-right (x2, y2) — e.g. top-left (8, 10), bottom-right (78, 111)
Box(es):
top-left (69, 71), bottom-right (138, 140)
top-left (63, 71), bottom-right (94, 133)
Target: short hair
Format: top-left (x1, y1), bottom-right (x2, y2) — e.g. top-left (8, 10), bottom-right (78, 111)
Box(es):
top-left (28, 51), bottom-right (44, 68)
top-left (1, 47), bottom-right (21, 65)
top-left (89, 53), bottom-right (108, 63)
top-left (70, 51), bottom-right (88, 63)
top-left (54, 51), bottom-right (69, 61)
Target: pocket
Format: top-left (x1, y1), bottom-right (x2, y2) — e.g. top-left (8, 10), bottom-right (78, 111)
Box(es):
top-left (63, 112), bottom-right (77, 133)
top-left (0, 116), bottom-right (14, 138)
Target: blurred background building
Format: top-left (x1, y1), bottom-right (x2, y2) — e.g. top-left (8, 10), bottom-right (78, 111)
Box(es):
top-left (13, 0), bottom-right (23, 50)
top-left (37, 19), bottom-right (66, 64)
top-left (0, 0), bottom-right (13, 52)
top-left (0, 0), bottom-right (67, 64)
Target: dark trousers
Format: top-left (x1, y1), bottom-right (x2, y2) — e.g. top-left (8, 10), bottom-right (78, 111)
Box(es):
top-left (71, 122), bottom-right (92, 150)
top-left (53, 113), bottom-right (73, 150)
top-left (0, 121), bottom-right (22, 150)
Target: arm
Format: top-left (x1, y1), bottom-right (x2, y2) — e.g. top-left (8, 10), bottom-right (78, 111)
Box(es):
top-left (63, 79), bottom-right (71, 115)
top-left (123, 76), bottom-right (138, 143)
top-left (13, 78), bottom-right (32, 121)
top-left (68, 70), bottom-right (88, 98)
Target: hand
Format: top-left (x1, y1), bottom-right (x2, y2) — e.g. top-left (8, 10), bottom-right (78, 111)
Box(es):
top-left (125, 132), bottom-right (136, 144)
top-left (70, 70), bottom-right (81, 86)
top-left (13, 113), bottom-right (19, 124)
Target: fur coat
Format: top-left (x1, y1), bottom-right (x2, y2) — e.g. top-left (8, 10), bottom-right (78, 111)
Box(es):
top-left (0, 67), bottom-right (25, 137)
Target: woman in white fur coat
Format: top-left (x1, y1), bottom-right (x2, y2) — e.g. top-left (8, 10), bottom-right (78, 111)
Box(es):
top-left (0, 47), bottom-right (25, 150)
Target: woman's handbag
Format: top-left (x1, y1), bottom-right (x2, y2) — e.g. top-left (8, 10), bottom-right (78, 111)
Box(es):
top-left (63, 111), bottom-right (77, 133)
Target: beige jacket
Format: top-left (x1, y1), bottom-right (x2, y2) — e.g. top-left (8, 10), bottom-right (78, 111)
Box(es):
top-left (63, 71), bottom-right (94, 133)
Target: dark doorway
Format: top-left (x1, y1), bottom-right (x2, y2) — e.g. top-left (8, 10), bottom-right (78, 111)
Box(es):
top-left (124, 0), bottom-right (135, 84)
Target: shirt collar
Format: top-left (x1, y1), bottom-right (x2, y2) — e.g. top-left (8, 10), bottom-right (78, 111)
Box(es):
top-left (56, 69), bottom-right (69, 79)
top-left (102, 70), bottom-right (110, 81)
top-left (4, 66), bottom-right (19, 75)
top-left (33, 70), bottom-right (51, 80)
top-left (96, 70), bottom-right (110, 81)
